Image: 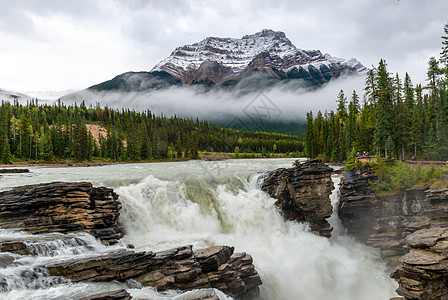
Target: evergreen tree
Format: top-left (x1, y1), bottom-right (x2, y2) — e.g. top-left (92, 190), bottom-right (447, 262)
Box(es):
top-left (336, 90), bottom-right (348, 119)
top-left (305, 112), bottom-right (314, 158)
top-left (374, 59), bottom-right (394, 157)
top-left (440, 22), bottom-right (448, 69)
top-left (1, 134), bottom-right (12, 164)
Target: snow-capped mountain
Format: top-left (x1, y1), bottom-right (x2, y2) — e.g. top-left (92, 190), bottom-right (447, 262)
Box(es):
top-left (152, 29), bottom-right (367, 85)
top-left (66, 29), bottom-right (366, 99)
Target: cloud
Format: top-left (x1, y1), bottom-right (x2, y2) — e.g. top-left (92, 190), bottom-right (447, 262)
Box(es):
top-left (0, 0), bottom-right (446, 92)
top-left (63, 75), bottom-right (365, 122)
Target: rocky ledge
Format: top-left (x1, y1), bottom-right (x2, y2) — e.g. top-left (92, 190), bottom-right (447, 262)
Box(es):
top-left (261, 159), bottom-right (334, 237)
top-left (0, 182), bottom-right (124, 245)
top-left (47, 245), bottom-right (261, 300)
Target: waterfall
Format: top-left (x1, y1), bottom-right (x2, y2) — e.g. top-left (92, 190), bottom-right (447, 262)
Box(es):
top-left (117, 168), bottom-right (398, 299)
top-left (0, 159), bottom-right (398, 299)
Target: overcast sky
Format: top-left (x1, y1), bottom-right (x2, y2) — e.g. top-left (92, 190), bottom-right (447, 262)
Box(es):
top-left (0, 0), bottom-right (447, 93)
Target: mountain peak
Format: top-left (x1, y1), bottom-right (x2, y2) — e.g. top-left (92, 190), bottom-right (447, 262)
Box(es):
top-left (242, 29), bottom-right (287, 40)
top-left (152, 30), bottom-right (366, 86)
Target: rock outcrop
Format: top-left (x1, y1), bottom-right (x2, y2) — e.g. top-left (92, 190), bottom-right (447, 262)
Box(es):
top-left (338, 167), bottom-right (448, 299)
top-left (338, 167), bottom-right (445, 265)
top-left (261, 159), bottom-right (334, 237)
top-left (47, 245), bottom-right (261, 300)
top-left (0, 182), bottom-right (124, 245)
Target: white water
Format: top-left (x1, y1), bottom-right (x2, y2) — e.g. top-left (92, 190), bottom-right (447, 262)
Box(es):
top-left (0, 159), bottom-right (398, 299)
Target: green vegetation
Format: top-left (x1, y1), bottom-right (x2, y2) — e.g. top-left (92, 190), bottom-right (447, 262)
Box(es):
top-left (306, 22), bottom-right (448, 162)
top-left (372, 160), bottom-right (445, 192)
top-left (0, 100), bottom-right (304, 163)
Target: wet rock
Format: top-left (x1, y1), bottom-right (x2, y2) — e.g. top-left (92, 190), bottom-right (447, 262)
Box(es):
top-left (0, 241), bottom-right (31, 255)
top-left (261, 158), bottom-right (334, 237)
top-left (0, 253), bottom-right (15, 268)
top-left (46, 245), bottom-right (261, 300)
top-left (0, 169), bottom-right (30, 173)
top-left (79, 289), bottom-right (132, 300)
top-left (0, 182), bottom-right (124, 245)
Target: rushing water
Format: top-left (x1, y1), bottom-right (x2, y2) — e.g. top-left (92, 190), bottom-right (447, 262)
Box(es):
top-left (0, 159), bottom-right (398, 299)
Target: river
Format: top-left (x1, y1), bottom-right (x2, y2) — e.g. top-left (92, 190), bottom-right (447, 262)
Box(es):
top-left (0, 158), bottom-right (398, 299)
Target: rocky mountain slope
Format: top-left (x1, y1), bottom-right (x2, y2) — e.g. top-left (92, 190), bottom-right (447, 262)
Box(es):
top-left (153, 29), bottom-right (366, 86)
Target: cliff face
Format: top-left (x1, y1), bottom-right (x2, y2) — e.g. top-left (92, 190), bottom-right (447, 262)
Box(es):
top-left (338, 167), bottom-right (432, 265)
top-left (261, 159), bottom-right (334, 237)
top-left (338, 167), bottom-right (448, 299)
top-left (0, 182), bottom-right (124, 245)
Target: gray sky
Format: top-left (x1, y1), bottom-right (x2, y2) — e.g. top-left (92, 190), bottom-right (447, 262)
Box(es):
top-left (0, 0), bottom-right (447, 92)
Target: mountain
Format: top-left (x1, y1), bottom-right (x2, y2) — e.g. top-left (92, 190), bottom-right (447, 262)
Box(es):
top-left (73, 29), bottom-right (366, 94)
top-left (152, 29), bottom-right (367, 86)
top-left (88, 71), bottom-right (181, 92)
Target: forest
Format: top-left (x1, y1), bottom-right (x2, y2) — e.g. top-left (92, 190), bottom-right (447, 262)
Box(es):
top-left (305, 22), bottom-right (448, 162)
top-left (0, 100), bottom-right (304, 163)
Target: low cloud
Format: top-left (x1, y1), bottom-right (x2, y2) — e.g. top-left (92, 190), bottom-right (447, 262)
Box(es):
top-left (63, 75), bottom-right (365, 123)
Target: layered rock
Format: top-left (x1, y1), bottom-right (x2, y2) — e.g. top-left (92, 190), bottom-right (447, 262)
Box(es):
top-left (261, 159), bottom-right (334, 237)
top-left (391, 227), bottom-right (448, 300)
top-left (338, 167), bottom-right (435, 265)
top-left (47, 245), bottom-right (261, 300)
top-left (0, 182), bottom-right (124, 245)
top-left (339, 167), bottom-right (448, 299)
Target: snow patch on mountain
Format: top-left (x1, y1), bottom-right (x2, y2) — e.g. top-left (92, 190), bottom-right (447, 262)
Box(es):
top-left (152, 29), bottom-right (367, 78)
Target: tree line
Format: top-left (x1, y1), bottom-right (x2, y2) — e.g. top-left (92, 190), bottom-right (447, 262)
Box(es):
top-left (0, 100), bottom-right (304, 163)
top-left (305, 22), bottom-right (448, 162)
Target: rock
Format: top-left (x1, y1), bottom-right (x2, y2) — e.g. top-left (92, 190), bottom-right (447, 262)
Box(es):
top-left (0, 253), bottom-right (15, 268)
top-left (339, 167), bottom-right (448, 299)
top-left (0, 169), bottom-right (30, 173)
top-left (261, 158), bottom-right (334, 237)
top-left (391, 227), bottom-right (448, 300)
top-left (46, 245), bottom-right (261, 300)
top-left (80, 289), bottom-right (132, 300)
top-left (0, 182), bottom-right (125, 245)
top-left (338, 167), bottom-right (432, 265)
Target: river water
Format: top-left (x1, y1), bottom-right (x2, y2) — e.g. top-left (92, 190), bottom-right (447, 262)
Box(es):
top-left (0, 158), bottom-right (398, 299)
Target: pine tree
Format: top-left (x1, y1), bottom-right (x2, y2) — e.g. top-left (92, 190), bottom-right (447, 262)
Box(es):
top-left (1, 134), bottom-right (12, 164)
top-left (440, 22), bottom-right (448, 69)
top-left (336, 90), bottom-right (347, 120)
top-left (305, 112), bottom-right (314, 158)
top-left (374, 59), bottom-right (394, 158)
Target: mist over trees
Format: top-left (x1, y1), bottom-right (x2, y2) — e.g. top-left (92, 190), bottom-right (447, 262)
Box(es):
top-left (305, 22), bottom-right (448, 162)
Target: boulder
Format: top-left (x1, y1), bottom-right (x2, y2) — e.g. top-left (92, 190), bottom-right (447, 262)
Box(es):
top-left (0, 182), bottom-right (124, 245)
top-left (261, 159), bottom-right (334, 237)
